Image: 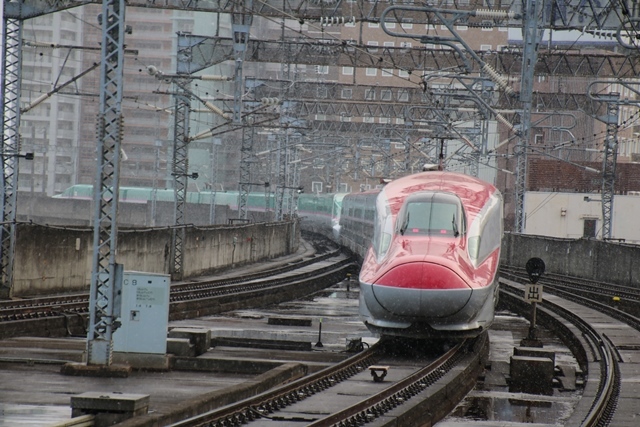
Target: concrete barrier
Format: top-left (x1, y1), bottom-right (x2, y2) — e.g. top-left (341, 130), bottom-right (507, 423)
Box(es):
top-left (11, 220), bottom-right (299, 297)
top-left (501, 232), bottom-right (640, 288)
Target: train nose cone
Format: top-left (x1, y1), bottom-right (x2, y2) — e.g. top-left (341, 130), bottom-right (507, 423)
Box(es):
top-left (376, 262), bottom-right (470, 290)
top-left (372, 262), bottom-right (472, 317)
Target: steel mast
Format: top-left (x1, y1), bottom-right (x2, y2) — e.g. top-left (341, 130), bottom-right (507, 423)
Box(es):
top-left (86, 0), bottom-right (127, 365)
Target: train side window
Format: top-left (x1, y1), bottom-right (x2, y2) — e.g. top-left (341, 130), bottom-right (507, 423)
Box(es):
top-left (468, 194), bottom-right (503, 264)
top-left (373, 193), bottom-right (393, 258)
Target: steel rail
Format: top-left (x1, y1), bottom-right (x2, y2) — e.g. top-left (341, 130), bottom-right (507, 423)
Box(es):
top-left (169, 343), bottom-right (383, 427)
top-left (170, 257), bottom-right (352, 301)
top-left (170, 336), bottom-right (486, 427)
top-left (305, 338), bottom-right (478, 427)
top-left (0, 249), bottom-right (351, 320)
top-left (500, 281), bottom-right (620, 426)
top-left (500, 267), bottom-right (640, 329)
top-left (501, 265), bottom-right (640, 303)
top-left (0, 252), bottom-right (353, 338)
top-left (171, 247), bottom-right (345, 291)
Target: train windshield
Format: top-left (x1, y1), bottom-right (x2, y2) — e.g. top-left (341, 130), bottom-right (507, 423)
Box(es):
top-left (397, 193), bottom-right (464, 237)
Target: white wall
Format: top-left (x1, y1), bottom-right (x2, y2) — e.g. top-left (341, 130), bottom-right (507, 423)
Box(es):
top-left (524, 191), bottom-right (640, 243)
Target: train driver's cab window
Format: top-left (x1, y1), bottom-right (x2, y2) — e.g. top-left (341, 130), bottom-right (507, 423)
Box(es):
top-left (398, 193), bottom-right (464, 237)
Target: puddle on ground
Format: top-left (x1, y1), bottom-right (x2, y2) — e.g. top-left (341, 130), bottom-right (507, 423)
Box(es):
top-left (444, 394), bottom-right (579, 425)
top-left (0, 403), bottom-right (70, 426)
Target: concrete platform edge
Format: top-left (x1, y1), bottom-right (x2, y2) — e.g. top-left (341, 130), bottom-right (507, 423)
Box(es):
top-left (113, 362), bottom-right (308, 427)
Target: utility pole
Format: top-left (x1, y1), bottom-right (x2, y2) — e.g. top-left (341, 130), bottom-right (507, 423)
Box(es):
top-left (514, 0), bottom-right (544, 233)
top-left (233, 1), bottom-right (253, 220)
top-left (170, 82), bottom-right (190, 280)
top-left (86, 0), bottom-right (127, 366)
top-left (0, 15), bottom-right (23, 299)
top-left (599, 93), bottom-right (620, 240)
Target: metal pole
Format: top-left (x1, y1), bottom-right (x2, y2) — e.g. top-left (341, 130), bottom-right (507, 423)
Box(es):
top-left (86, 0), bottom-right (126, 365)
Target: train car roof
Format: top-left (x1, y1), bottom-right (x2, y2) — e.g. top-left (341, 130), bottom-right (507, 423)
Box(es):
top-left (380, 171), bottom-right (500, 219)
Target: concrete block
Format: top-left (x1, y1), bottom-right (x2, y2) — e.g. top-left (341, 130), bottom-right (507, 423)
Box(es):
top-left (509, 355), bottom-right (554, 395)
top-left (60, 362), bottom-right (131, 378)
top-left (168, 327), bottom-right (211, 355)
top-left (167, 337), bottom-right (195, 357)
top-left (112, 352), bottom-right (171, 371)
top-left (71, 391), bottom-right (148, 427)
top-left (514, 346), bottom-right (556, 366)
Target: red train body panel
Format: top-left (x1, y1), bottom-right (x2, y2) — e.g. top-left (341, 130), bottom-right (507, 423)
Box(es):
top-left (344, 171), bottom-right (503, 339)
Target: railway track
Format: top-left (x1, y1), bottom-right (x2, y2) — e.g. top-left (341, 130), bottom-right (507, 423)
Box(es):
top-left (169, 335), bottom-right (488, 427)
top-left (499, 272), bottom-right (624, 426)
top-left (500, 265), bottom-right (640, 328)
top-left (0, 247), bottom-right (355, 339)
top-left (9, 258), bottom-right (632, 426)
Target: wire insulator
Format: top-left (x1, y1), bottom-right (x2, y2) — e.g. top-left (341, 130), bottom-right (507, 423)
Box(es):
top-left (204, 101), bottom-right (226, 117)
top-left (495, 113), bottom-right (515, 131)
top-left (475, 9), bottom-right (517, 19)
top-left (320, 16), bottom-right (356, 26)
top-left (261, 97), bottom-right (280, 106)
top-left (200, 75), bottom-right (232, 81)
top-left (482, 63), bottom-right (515, 96)
top-left (585, 29), bottom-right (617, 40)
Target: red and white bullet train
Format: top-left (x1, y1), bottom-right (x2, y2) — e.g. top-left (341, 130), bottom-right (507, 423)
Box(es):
top-left (340, 171), bottom-right (503, 339)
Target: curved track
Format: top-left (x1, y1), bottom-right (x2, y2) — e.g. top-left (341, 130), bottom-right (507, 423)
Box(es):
top-left (0, 246), bottom-right (354, 339)
top-left (499, 269), bottom-right (628, 426)
top-left (169, 335), bottom-right (488, 427)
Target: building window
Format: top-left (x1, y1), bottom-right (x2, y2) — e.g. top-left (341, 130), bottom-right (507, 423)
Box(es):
top-left (363, 114), bottom-right (374, 123)
top-left (456, 25), bottom-right (468, 31)
top-left (398, 70), bottom-right (409, 78)
top-left (382, 68), bottom-right (393, 77)
top-left (312, 181), bottom-right (323, 193)
top-left (365, 89), bottom-right (376, 100)
top-left (342, 66), bottom-right (354, 75)
top-left (368, 22), bottom-right (380, 28)
top-left (383, 41), bottom-right (394, 47)
top-left (401, 20), bottom-right (413, 29)
top-left (480, 44), bottom-right (492, 51)
top-left (317, 87), bottom-right (328, 98)
top-left (381, 89), bottom-right (392, 101)
top-left (315, 65), bottom-right (329, 74)
top-left (367, 41), bottom-right (379, 53)
top-left (366, 68), bottom-right (378, 76)
top-left (341, 88), bottom-right (352, 99)
top-left (385, 22), bottom-right (396, 29)
top-left (583, 219), bottom-right (597, 238)
top-left (400, 41), bottom-right (412, 49)
top-left (398, 89), bottom-right (409, 102)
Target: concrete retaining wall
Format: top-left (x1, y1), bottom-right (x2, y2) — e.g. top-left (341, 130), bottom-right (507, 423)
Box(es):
top-left (502, 233), bottom-right (640, 287)
top-left (12, 221), bottom-right (299, 297)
